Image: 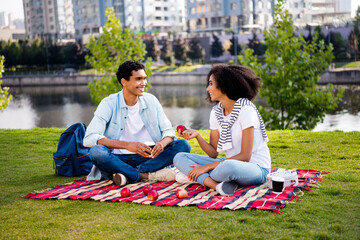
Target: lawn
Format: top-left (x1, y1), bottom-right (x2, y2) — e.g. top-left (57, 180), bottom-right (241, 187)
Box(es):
top-left (0, 129), bottom-right (359, 239)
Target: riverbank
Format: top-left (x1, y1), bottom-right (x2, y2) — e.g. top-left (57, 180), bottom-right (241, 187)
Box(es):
top-left (2, 68), bottom-right (360, 86)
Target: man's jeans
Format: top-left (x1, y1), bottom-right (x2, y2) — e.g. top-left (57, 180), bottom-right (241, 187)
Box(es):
top-left (89, 139), bottom-right (191, 183)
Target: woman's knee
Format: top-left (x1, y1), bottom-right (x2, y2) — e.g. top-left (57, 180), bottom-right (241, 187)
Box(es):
top-left (173, 152), bottom-right (188, 167)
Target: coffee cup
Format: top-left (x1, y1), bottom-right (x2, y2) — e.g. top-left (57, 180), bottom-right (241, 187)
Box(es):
top-left (272, 176), bottom-right (285, 194)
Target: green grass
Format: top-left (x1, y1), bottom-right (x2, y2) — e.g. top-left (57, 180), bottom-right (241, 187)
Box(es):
top-left (1, 129), bottom-right (359, 239)
top-left (334, 61), bottom-right (360, 68)
top-left (151, 65), bottom-right (200, 72)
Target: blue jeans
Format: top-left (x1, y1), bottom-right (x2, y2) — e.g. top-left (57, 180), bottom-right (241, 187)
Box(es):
top-left (174, 152), bottom-right (269, 186)
top-left (89, 139), bottom-right (191, 183)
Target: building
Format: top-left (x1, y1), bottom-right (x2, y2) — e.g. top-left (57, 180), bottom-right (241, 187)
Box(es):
top-left (73, 0), bottom-right (187, 43)
top-left (0, 26), bottom-right (26, 41)
top-left (23, 0), bottom-right (75, 41)
top-left (284, 0), bottom-right (355, 29)
top-left (186, 0), bottom-right (275, 37)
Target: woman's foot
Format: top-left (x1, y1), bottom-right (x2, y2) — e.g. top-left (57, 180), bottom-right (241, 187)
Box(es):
top-left (216, 181), bottom-right (238, 196)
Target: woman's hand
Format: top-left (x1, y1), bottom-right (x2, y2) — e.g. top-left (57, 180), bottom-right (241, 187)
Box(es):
top-left (180, 129), bottom-right (199, 140)
top-left (188, 164), bottom-right (209, 182)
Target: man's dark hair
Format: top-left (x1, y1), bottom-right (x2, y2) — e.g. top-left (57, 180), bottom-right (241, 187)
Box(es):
top-left (116, 60), bottom-right (145, 86)
top-left (206, 64), bottom-right (261, 102)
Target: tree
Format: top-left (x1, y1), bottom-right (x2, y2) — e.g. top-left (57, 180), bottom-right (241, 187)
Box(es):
top-left (211, 34), bottom-right (224, 58)
top-left (160, 37), bottom-right (173, 65)
top-left (145, 36), bottom-right (160, 61)
top-left (349, 30), bottom-right (359, 62)
top-left (187, 37), bottom-right (204, 62)
top-left (86, 8), bottom-right (152, 105)
top-left (229, 35), bottom-right (241, 56)
top-left (325, 31), bottom-right (347, 60)
top-left (0, 56), bottom-right (12, 111)
top-left (239, 0), bottom-right (343, 130)
top-left (173, 38), bottom-right (187, 62)
top-left (247, 32), bottom-right (266, 56)
top-left (355, 6), bottom-right (360, 24)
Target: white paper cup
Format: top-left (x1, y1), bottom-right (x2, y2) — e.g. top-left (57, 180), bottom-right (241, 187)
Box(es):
top-left (272, 176), bottom-right (285, 194)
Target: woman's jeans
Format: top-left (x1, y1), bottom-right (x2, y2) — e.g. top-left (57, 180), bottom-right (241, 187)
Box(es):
top-left (89, 139), bottom-right (191, 183)
top-left (174, 152), bottom-right (269, 186)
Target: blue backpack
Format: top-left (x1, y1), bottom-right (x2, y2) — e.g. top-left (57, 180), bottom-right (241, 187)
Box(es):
top-left (53, 123), bottom-right (93, 177)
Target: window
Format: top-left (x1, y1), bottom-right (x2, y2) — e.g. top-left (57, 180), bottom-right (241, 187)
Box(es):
top-left (49, 8), bottom-right (52, 13)
top-left (50, 25), bottom-right (54, 30)
top-left (164, 16), bottom-right (168, 20)
top-left (155, 16), bottom-right (161, 20)
top-left (155, 7), bottom-right (161, 11)
top-left (230, 3), bottom-right (237, 10)
top-left (50, 17), bottom-right (53, 22)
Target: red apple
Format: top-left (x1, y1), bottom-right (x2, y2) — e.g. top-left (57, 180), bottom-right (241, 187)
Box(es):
top-left (176, 125), bottom-right (187, 134)
top-left (120, 187), bottom-right (131, 197)
top-left (147, 189), bottom-right (159, 201)
top-left (143, 184), bottom-right (153, 196)
top-left (176, 188), bottom-right (188, 199)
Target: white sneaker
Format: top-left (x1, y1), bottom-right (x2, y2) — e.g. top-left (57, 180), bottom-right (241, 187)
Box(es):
top-left (176, 172), bottom-right (196, 184)
top-left (148, 168), bottom-right (176, 181)
top-left (112, 173), bottom-right (127, 186)
top-left (216, 181), bottom-right (238, 196)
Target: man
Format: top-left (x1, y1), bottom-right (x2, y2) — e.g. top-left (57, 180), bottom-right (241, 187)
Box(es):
top-left (84, 60), bottom-right (191, 186)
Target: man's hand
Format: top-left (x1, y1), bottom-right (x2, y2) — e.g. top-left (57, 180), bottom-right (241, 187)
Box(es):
top-left (126, 142), bottom-right (152, 157)
top-left (150, 142), bottom-right (164, 158)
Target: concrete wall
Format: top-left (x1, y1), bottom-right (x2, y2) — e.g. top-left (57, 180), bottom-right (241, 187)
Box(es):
top-left (2, 69), bottom-right (360, 87)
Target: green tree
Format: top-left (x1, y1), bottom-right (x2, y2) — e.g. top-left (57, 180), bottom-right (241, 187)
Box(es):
top-left (239, 0), bottom-right (343, 130)
top-left (145, 36), bottom-right (160, 61)
top-left (355, 6), bottom-right (360, 24)
top-left (86, 8), bottom-right (152, 105)
top-left (211, 34), bottom-right (224, 58)
top-left (229, 35), bottom-right (241, 56)
top-left (187, 37), bottom-right (204, 62)
top-left (160, 38), bottom-right (173, 65)
top-left (0, 56), bottom-right (12, 111)
top-left (325, 31), bottom-right (347, 60)
top-left (173, 38), bottom-right (187, 62)
top-left (247, 32), bottom-right (266, 56)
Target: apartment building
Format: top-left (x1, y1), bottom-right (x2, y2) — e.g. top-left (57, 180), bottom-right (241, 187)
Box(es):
top-left (186, 0), bottom-right (275, 36)
top-left (285, 0), bottom-right (354, 28)
top-left (23, 0), bottom-right (75, 41)
top-left (73, 0), bottom-right (186, 42)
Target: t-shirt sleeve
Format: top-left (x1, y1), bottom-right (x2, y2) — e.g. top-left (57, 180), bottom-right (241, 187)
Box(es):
top-left (239, 105), bottom-right (260, 130)
top-left (209, 108), bottom-right (219, 130)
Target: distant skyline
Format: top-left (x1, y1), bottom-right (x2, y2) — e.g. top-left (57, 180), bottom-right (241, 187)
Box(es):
top-left (0, 0), bottom-right (359, 21)
top-left (0, 0), bottom-right (24, 19)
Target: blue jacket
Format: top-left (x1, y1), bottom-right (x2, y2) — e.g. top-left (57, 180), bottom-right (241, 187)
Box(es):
top-left (83, 90), bottom-right (176, 148)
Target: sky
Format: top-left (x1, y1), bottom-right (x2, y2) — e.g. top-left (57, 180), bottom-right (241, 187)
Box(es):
top-left (0, 0), bottom-right (359, 20)
top-left (0, 0), bottom-right (24, 19)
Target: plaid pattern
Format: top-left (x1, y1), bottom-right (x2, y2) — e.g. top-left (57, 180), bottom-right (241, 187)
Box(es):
top-left (21, 169), bottom-right (327, 213)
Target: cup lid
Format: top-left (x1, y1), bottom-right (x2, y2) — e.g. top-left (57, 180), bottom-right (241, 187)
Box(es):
top-left (272, 176), bottom-right (285, 181)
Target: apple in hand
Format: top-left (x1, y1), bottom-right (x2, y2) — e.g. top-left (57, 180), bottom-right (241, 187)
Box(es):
top-left (120, 187), bottom-right (131, 197)
top-left (176, 125), bottom-right (187, 134)
top-left (147, 189), bottom-right (159, 201)
top-left (143, 184), bottom-right (153, 195)
top-left (176, 188), bottom-right (188, 199)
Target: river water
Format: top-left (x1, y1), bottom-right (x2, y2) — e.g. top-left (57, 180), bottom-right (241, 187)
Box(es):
top-left (0, 85), bottom-right (359, 131)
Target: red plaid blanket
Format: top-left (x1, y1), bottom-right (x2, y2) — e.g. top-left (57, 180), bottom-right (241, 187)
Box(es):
top-left (21, 169), bottom-right (327, 213)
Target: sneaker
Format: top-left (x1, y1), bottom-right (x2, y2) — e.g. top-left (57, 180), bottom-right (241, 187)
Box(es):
top-left (176, 172), bottom-right (196, 184)
top-left (148, 168), bottom-right (176, 181)
top-left (112, 173), bottom-right (127, 186)
top-left (216, 181), bottom-right (238, 196)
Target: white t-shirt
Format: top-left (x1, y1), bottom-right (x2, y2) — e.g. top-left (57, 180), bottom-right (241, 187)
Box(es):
top-left (113, 101), bottom-right (155, 154)
top-left (209, 105), bottom-right (271, 169)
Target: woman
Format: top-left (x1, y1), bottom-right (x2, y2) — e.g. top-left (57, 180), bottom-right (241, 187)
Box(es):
top-left (174, 64), bottom-right (271, 196)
